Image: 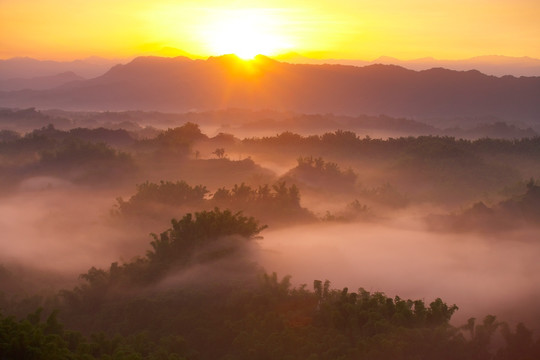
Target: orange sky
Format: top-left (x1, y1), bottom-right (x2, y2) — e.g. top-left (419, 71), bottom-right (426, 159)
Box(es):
top-left (1, 0), bottom-right (539, 60)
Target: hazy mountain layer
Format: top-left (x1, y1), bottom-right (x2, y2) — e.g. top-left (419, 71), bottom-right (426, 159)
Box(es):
top-left (1, 55), bottom-right (539, 122)
top-left (0, 71), bottom-right (84, 91)
top-left (275, 53), bottom-right (540, 77)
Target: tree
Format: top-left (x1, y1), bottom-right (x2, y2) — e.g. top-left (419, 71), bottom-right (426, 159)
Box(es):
top-left (148, 208), bottom-right (266, 268)
top-left (212, 148), bottom-right (226, 158)
top-left (114, 180), bottom-right (208, 218)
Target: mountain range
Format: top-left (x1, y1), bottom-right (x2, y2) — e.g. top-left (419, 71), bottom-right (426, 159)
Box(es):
top-left (0, 56), bottom-right (124, 80)
top-left (0, 55), bottom-right (539, 122)
top-left (2, 53), bottom-right (540, 82)
top-left (274, 53), bottom-right (540, 78)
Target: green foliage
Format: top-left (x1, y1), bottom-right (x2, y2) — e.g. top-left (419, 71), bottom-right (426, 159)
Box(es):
top-left (64, 208), bottom-right (266, 302)
top-left (249, 132), bottom-right (540, 161)
top-left (0, 309), bottom-right (74, 359)
top-left (36, 138), bottom-right (135, 184)
top-left (137, 122), bottom-right (206, 157)
top-left (212, 182), bottom-right (300, 207)
top-left (321, 200), bottom-right (371, 223)
top-left (147, 208), bottom-right (266, 268)
top-left (291, 156), bottom-right (357, 191)
top-left (115, 181), bottom-right (208, 218)
top-left (0, 124), bottom-right (137, 189)
top-left (495, 322), bottom-right (540, 360)
top-left (210, 181), bottom-right (313, 225)
top-left (212, 148), bottom-right (226, 158)
top-left (54, 273), bottom-right (471, 360)
top-left (27, 124), bottom-right (135, 147)
top-left (244, 132), bottom-right (536, 204)
top-left (501, 181), bottom-right (540, 221)
top-left (313, 285), bottom-right (458, 332)
top-left (428, 181), bottom-right (540, 232)
top-left (0, 129), bottom-right (21, 142)
top-left (0, 130), bottom-right (57, 164)
top-left (5, 271), bottom-right (540, 360)
top-left (114, 180), bottom-right (314, 226)
top-left (40, 139), bottom-right (127, 165)
top-left (0, 309), bottom-right (189, 359)
top-left (50, 203), bottom-right (539, 358)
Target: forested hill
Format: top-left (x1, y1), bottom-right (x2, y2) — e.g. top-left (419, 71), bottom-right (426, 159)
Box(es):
top-left (0, 55), bottom-right (539, 121)
top-left (2, 208), bottom-right (540, 359)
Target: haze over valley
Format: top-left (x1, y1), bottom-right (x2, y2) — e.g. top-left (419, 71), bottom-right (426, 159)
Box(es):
top-left (2, 0), bottom-right (540, 358)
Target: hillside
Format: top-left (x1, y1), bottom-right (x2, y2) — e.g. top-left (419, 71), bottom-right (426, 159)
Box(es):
top-left (0, 55), bottom-right (539, 122)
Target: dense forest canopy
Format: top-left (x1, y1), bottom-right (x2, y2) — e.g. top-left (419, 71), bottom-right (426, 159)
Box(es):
top-left (1, 112), bottom-right (540, 359)
top-left (2, 209), bottom-right (540, 359)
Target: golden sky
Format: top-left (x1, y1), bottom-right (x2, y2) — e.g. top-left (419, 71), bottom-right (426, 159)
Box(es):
top-left (1, 0), bottom-right (539, 60)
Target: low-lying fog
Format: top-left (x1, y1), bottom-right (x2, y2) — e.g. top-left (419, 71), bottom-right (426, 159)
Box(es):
top-left (258, 222), bottom-right (540, 329)
top-left (0, 186), bottom-right (150, 276)
top-left (2, 185), bottom-right (539, 332)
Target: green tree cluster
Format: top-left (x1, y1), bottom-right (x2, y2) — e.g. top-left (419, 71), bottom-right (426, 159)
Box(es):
top-left (114, 180), bottom-right (314, 225)
top-left (2, 209), bottom-right (540, 359)
top-left (136, 122), bottom-right (206, 158)
top-left (293, 156), bottom-right (357, 189)
top-left (62, 208), bottom-right (265, 302)
top-left (37, 138), bottom-right (135, 184)
top-left (0, 308), bottom-right (189, 359)
top-left (115, 181), bottom-right (209, 218)
top-left (428, 180), bottom-right (540, 232)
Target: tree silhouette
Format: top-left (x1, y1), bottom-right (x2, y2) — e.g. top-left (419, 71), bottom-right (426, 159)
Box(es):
top-left (212, 147), bottom-right (226, 158)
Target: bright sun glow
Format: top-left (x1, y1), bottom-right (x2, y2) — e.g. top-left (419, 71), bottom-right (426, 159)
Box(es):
top-left (201, 9), bottom-right (292, 59)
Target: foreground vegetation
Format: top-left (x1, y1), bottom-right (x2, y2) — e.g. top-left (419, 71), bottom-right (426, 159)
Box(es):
top-left (6, 280), bottom-right (539, 360)
top-left (2, 118), bottom-right (540, 358)
top-left (2, 209), bottom-right (540, 360)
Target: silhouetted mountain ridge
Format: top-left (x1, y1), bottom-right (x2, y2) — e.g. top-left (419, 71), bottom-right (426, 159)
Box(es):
top-left (0, 56), bottom-right (539, 122)
top-left (274, 54), bottom-right (540, 77)
top-left (0, 57), bottom-right (124, 80)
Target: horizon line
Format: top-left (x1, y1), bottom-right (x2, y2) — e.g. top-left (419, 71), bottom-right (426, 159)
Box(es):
top-left (2, 52), bottom-right (539, 63)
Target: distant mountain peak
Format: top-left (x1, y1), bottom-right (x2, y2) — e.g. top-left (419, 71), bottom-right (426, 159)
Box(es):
top-left (253, 54), bottom-right (277, 63)
top-left (208, 54), bottom-right (242, 61)
top-left (154, 46), bottom-right (203, 59)
top-left (373, 56), bottom-right (400, 62)
top-left (1, 56), bottom-right (539, 121)
top-left (131, 55), bottom-right (191, 63)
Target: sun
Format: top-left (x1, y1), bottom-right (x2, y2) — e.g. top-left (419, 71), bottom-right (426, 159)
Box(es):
top-left (201, 9), bottom-right (292, 59)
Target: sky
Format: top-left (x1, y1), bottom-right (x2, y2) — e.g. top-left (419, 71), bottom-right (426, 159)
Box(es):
top-left (1, 0), bottom-right (539, 61)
